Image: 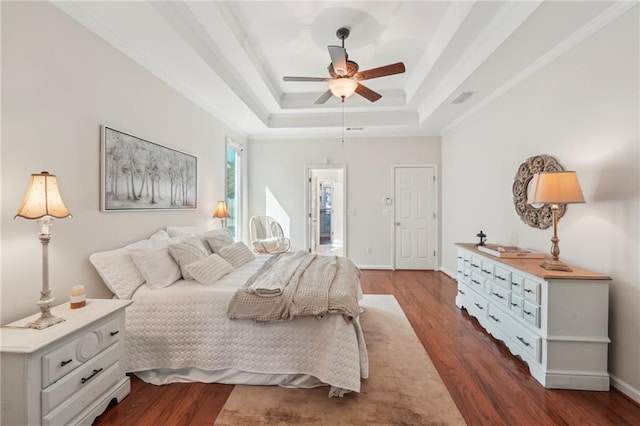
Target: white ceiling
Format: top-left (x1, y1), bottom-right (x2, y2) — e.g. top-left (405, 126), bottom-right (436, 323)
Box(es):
top-left (53, 1), bottom-right (627, 140)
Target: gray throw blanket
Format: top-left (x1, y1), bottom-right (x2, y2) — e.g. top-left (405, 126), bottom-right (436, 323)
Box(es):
top-left (227, 251), bottom-right (362, 322)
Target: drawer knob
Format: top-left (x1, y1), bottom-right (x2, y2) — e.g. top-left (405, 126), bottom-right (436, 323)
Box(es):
top-left (60, 359), bottom-right (72, 367)
top-left (512, 282), bottom-right (519, 287)
top-left (496, 276), bottom-right (506, 281)
top-left (458, 289), bottom-right (466, 295)
top-left (524, 310), bottom-right (533, 316)
top-left (474, 303), bottom-right (484, 310)
top-left (524, 289), bottom-right (533, 293)
top-left (492, 292), bottom-right (505, 299)
top-left (81, 368), bottom-right (104, 384)
top-left (511, 302), bottom-right (518, 307)
top-left (110, 330), bottom-right (120, 337)
top-left (489, 314), bottom-right (500, 323)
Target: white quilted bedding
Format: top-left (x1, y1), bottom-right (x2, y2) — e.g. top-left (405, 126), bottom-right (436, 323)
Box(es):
top-left (125, 255), bottom-right (369, 395)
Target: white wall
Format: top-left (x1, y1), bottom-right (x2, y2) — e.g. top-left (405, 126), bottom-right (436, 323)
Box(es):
top-left (248, 136), bottom-right (441, 268)
top-left (441, 8), bottom-right (639, 400)
top-left (1, 2), bottom-right (244, 323)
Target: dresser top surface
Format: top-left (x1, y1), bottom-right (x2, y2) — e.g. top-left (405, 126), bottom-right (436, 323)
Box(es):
top-left (0, 299), bottom-right (132, 353)
top-left (456, 243), bottom-right (611, 281)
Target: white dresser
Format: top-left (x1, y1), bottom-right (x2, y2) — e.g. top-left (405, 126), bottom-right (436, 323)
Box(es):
top-left (1, 299), bottom-right (132, 425)
top-left (455, 243), bottom-right (611, 390)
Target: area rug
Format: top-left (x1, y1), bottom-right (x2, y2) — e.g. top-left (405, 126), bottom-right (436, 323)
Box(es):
top-left (214, 294), bottom-right (465, 425)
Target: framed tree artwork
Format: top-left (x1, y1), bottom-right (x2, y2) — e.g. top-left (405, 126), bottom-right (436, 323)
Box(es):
top-left (101, 126), bottom-right (197, 211)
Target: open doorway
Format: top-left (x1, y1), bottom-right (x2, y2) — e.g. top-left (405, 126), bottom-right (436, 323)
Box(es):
top-left (306, 166), bottom-right (346, 257)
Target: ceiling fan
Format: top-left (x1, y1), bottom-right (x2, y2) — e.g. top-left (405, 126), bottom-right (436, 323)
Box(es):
top-left (283, 27), bottom-right (406, 104)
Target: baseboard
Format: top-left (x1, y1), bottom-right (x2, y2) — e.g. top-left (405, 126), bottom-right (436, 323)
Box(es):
top-left (358, 265), bottom-right (394, 270)
top-left (611, 374), bottom-right (640, 404)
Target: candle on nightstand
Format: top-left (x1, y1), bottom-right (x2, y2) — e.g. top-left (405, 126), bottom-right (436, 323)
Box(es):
top-left (70, 285), bottom-right (86, 309)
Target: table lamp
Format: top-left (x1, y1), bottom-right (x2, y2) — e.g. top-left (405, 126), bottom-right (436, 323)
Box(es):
top-left (14, 171), bottom-right (72, 329)
top-left (213, 200), bottom-right (230, 228)
top-left (529, 171), bottom-right (585, 271)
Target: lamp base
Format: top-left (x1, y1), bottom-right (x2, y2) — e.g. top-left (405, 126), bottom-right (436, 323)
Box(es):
top-left (540, 259), bottom-right (572, 272)
top-left (27, 314), bottom-right (65, 330)
top-left (26, 298), bottom-right (65, 330)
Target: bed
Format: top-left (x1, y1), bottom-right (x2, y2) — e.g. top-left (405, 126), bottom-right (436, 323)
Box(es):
top-left (90, 227), bottom-right (368, 397)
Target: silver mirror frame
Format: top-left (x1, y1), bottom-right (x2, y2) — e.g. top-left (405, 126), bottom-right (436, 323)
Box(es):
top-left (512, 155), bottom-right (566, 229)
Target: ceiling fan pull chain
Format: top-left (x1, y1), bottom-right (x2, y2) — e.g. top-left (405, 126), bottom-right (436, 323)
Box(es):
top-left (341, 97), bottom-right (345, 146)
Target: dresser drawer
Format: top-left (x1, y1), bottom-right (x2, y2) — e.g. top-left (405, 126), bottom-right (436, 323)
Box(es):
top-left (459, 268), bottom-right (471, 285)
top-left (469, 256), bottom-right (482, 273)
top-left (489, 283), bottom-right (510, 307)
top-left (465, 288), bottom-right (488, 323)
top-left (487, 304), bottom-right (541, 362)
top-left (42, 343), bottom-right (120, 414)
top-left (523, 278), bottom-right (541, 303)
top-left (42, 315), bottom-right (121, 387)
top-left (493, 266), bottom-right (510, 289)
top-left (469, 271), bottom-right (484, 291)
top-left (510, 273), bottom-right (524, 296)
top-left (523, 300), bottom-right (540, 327)
top-left (510, 294), bottom-right (523, 316)
top-left (480, 260), bottom-right (494, 279)
top-left (508, 319), bottom-right (542, 362)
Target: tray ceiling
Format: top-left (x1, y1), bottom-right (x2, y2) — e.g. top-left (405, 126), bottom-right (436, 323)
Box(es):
top-left (53, 1), bottom-right (629, 139)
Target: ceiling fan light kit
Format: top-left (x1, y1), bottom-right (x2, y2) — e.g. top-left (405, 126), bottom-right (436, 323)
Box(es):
top-left (329, 78), bottom-right (358, 100)
top-left (283, 27), bottom-right (406, 104)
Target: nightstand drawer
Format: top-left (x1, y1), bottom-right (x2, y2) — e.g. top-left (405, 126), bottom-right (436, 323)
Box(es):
top-left (42, 342), bottom-right (120, 414)
top-left (42, 361), bottom-right (122, 426)
top-left (42, 315), bottom-right (121, 387)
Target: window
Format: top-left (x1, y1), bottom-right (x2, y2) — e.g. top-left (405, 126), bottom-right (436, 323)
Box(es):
top-left (226, 138), bottom-right (243, 240)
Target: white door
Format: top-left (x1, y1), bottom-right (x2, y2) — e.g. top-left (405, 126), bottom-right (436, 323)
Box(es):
top-left (394, 167), bottom-right (436, 270)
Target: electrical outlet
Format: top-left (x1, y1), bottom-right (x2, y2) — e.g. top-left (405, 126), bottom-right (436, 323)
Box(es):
top-left (366, 246), bottom-right (372, 254)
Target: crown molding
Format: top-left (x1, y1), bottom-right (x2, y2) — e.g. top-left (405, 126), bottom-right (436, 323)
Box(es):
top-left (441, 1), bottom-right (638, 135)
top-left (416, 1), bottom-right (542, 122)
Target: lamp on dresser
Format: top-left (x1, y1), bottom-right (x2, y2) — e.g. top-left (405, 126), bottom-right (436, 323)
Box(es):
top-left (213, 200), bottom-right (230, 228)
top-left (14, 171), bottom-right (72, 329)
top-left (529, 170), bottom-right (585, 271)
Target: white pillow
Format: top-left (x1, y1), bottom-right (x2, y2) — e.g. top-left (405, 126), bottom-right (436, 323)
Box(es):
top-left (204, 229), bottom-right (234, 253)
top-left (129, 246), bottom-right (182, 289)
top-left (168, 237), bottom-right (209, 280)
top-left (90, 248), bottom-right (144, 299)
top-left (185, 254), bottom-right (233, 285)
top-left (217, 241), bottom-right (255, 267)
top-left (149, 229), bottom-right (171, 241)
top-left (167, 226), bottom-right (212, 253)
top-left (89, 236), bottom-right (170, 299)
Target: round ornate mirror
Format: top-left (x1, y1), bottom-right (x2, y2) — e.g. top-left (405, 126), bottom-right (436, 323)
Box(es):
top-left (512, 155), bottom-right (566, 229)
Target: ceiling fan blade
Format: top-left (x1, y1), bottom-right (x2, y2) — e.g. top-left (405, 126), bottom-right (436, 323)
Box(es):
top-left (353, 62), bottom-right (406, 81)
top-left (328, 45), bottom-right (348, 76)
top-left (355, 83), bottom-right (382, 102)
top-left (314, 90), bottom-right (333, 105)
top-left (283, 76), bottom-right (331, 82)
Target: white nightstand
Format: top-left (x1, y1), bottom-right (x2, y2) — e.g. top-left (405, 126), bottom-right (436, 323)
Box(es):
top-left (1, 299), bottom-right (132, 425)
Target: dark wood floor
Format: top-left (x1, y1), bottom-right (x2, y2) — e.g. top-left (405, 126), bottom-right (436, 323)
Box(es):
top-left (94, 270), bottom-right (640, 425)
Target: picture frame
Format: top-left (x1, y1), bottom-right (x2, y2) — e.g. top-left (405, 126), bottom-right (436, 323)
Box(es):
top-left (101, 126), bottom-right (197, 211)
